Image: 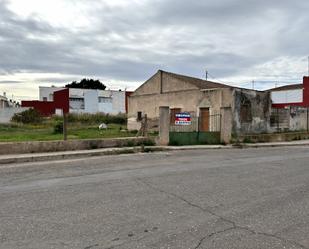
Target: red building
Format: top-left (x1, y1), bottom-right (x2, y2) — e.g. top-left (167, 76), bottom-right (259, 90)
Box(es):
top-left (270, 76), bottom-right (309, 108)
top-left (22, 88), bottom-right (69, 116)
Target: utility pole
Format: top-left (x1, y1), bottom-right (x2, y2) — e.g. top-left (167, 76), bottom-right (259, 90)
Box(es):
top-left (205, 70), bottom-right (208, 81)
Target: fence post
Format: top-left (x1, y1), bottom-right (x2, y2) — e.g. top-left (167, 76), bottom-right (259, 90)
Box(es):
top-left (159, 106), bottom-right (170, 145)
top-left (63, 112), bottom-right (68, 141)
top-left (220, 107), bottom-right (232, 144)
top-left (277, 108), bottom-right (279, 132)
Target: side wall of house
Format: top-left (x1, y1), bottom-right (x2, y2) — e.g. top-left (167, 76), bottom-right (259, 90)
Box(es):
top-left (0, 107), bottom-right (30, 123)
top-left (129, 89), bottom-right (204, 119)
top-left (232, 89), bottom-right (271, 135)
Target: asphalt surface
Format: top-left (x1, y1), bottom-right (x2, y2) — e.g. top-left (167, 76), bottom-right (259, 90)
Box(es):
top-left (0, 147), bottom-right (309, 249)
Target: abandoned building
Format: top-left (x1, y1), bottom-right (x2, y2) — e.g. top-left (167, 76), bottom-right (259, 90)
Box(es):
top-left (269, 76), bottom-right (309, 109)
top-left (267, 76), bottom-right (309, 132)
top-left (128, 70), bottom-right (272, 142)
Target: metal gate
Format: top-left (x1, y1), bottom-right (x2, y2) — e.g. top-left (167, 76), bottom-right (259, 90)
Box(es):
top-left (169, 112), bottom-right (221, 145)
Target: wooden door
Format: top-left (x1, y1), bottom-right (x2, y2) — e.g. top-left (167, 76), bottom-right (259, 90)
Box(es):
top-left (170, 108), bottom-right (181, 124)
top-left (200, 108), bottom-right (210, 131)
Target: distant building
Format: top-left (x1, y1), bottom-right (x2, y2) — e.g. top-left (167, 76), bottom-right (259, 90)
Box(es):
top-left (22, 87), bottom-right (132, 116)
top-left (22, 88), bottom-right (69, 116)
top-left (0, 92), bottom-right (28, 123)
top-left (269, 76), bottom-right (309, 108)
top-left (0, 93), bottom-right (9, 109)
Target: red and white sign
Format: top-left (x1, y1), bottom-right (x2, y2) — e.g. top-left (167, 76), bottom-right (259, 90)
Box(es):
top-left (175, 113), bottom-right (191, 125)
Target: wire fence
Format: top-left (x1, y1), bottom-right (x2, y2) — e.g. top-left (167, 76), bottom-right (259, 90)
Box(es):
top-left (270, 107), bottom-right (309, 132)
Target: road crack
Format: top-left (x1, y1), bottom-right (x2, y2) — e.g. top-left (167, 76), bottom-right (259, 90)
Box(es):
top-left (137, 178), bottom-right (308, 249)
top-left (84, 244), bottom-right (99, 249)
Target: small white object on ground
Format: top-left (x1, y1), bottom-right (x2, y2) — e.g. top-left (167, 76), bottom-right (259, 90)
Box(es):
top-left (99, 123), bottom-right (108, 129)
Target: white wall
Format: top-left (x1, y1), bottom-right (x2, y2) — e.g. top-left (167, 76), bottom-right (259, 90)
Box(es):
top-left (110, 91), bottom-right (126, 114)
top-left (271, 89), bottom-right (303, 104)
top-left (0, 107), bottom-right (29, 123)
top-left (85, 91), bottom-right (99, 113)
top-left (39, 86), bottom-right (65, 101)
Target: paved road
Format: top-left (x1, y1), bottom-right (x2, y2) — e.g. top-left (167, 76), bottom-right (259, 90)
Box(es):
top-left (0, 147), bottom-right (309, 249)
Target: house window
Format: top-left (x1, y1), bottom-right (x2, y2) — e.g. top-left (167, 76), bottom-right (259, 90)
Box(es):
top-left (98, 97), bottom-right (112, 103)
top-left (240, 103), bottom-right (252, 123)
top-left (69, 98), bottom-right (85, 110)
top-left (69, 98), bottom-right (84, 102)
top-left (170, 108), bottom-right (181, 124)
top-left (137, 111), bottom-right (142, 121)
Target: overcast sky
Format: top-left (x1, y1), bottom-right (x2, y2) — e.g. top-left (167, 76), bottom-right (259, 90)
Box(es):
top-left (0, 0), bottom-right (308, 101)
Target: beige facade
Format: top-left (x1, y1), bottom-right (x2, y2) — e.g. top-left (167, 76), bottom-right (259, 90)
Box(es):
top-left (128, 70), bottom-right (271, 136)
top-left (128, 71), bottom-right (232, 118)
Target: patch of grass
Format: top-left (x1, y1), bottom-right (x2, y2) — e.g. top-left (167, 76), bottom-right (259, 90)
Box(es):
top-left (0, 122), bottom-right (137, 142)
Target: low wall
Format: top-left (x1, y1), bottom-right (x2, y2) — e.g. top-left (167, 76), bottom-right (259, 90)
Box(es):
top-left (238, 132), bottom-right (309, 143)
top-left (0, 137), bottom-right (154, 155)
top-left (169, 132), bottom-right (221, 146)
top-left (0, 107), bottom-right (29, 123)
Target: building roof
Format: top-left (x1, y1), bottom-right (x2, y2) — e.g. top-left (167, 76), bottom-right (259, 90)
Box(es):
top-left (268, 83), bottom-right (303, 92)
top-left (162, 70), bottom-right (231, 89)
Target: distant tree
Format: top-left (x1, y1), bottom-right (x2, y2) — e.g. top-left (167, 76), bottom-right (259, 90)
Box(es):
top-left (65, 79), bottom-right (106, 90)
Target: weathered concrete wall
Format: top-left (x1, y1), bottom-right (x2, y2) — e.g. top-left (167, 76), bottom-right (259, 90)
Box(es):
top-left (0, 137), bottom-right (154, 155)
top-left (158, 106), bottom-right (170, 145)
top-left (289, 107), bottom-right (308, 131)
top-left (239, 132), bottom-right (309, 143)
top-left (198, 88), bottom-right (233, 113)
top-left (162, 72), bottom-right (199, 93)
top-left (220, 107), bottom-right (232, 144)
top-left (0, 107), bottom-right (29, 123)
top-left (129, 89), bottom-right (204, 119)
top-left (127, 117), bottom-right (142, 131)
top-left (132, 72), bottom-right (161, 96)
top-left (232, 89), bottom-right (271, 135)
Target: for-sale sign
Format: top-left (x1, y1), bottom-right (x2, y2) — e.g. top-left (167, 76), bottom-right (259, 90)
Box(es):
top-left (175, 113), bottom-right (191, 125)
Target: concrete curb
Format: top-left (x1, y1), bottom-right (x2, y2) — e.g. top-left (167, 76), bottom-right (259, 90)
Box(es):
top-left (0, 146), bottom-right (168, 165)
top-left (232, 140), bottom-right (309, 149)
top-left (1, 140), bottom-right (309, 165)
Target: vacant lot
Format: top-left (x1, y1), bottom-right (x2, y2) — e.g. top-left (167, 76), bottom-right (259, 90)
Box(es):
top-left (0, 123), bottom-right (136, 142)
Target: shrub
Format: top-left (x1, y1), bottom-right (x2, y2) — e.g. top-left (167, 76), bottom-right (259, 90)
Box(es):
top-left (53, 121), bottom-right (63, 134)
top-left (11, 108), bottom-right (43, 124)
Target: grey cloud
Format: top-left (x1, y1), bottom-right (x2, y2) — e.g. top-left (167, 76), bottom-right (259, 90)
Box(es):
top-left (0, 80), bottom-right (21, 84)
top-left (0, 0), bottom-right (308, 88)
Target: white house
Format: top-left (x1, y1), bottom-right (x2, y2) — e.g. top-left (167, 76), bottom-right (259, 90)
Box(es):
top-left (0, 93), bottom-right (9, 109)
top-left (0, 93), bottom-right (28, 123)
top-left (39, 87), bottom-right (127, 114)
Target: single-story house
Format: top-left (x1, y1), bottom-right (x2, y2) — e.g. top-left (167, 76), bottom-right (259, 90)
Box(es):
top-left (128, 70), bottom-right (272, 138)
top-left (267, 76), bottom-right (309, 131)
